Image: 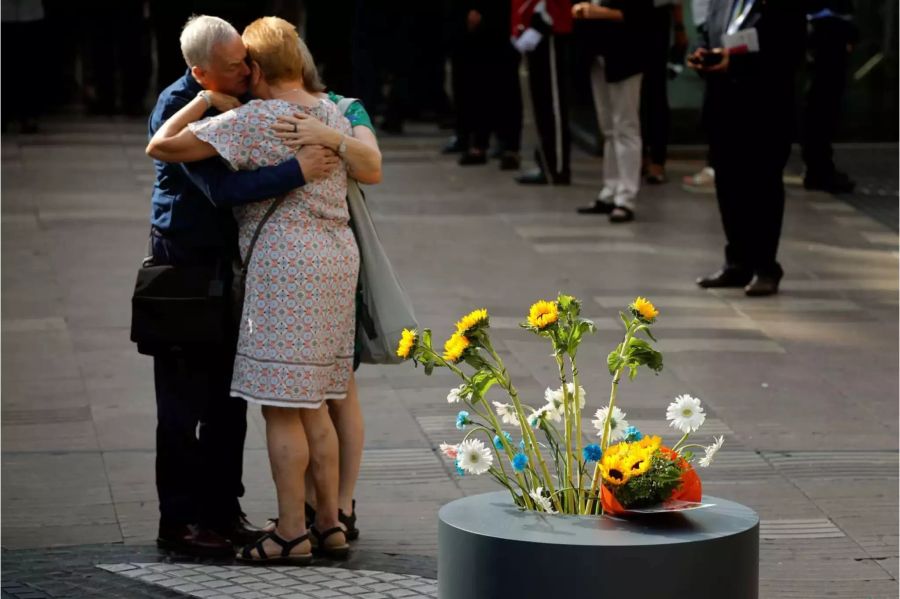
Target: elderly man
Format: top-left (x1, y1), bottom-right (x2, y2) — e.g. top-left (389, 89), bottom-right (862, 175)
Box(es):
top-left (145, 15), bottom-right (339, 556)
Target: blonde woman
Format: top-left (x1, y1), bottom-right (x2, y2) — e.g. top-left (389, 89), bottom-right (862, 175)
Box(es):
top-left (146, 17), bottom-right (381, 563)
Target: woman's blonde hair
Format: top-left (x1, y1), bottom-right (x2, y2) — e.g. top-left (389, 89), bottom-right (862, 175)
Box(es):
top-left (242, 16), bottom-right (325, 91)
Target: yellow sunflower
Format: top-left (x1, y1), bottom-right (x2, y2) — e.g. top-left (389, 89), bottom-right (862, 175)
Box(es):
top-left (455, 308), bottom-right (489, 335)
top-left (636, 435), bottom-right (662, 453)
top-left (600, 454), bottom-right (631, 487)
top-left (527, 300), bottom-right (559, 330)
top-left (624, 447), bottom-right (653, 477)
top-left (630, 296), bottom-right (659, 323)
top-left (396, 328), bottom-right (418, 359)
top-left (442, 331), bottom-right (471, 363)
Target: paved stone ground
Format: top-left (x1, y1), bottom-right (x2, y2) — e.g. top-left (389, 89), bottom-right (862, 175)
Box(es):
top-left (2, 117), bottom-right (898, 598)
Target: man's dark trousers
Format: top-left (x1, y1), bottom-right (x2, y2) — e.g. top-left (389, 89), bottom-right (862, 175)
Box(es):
top-left (151, 232), bottom-right (246, 531)
top-left (705, 75), bottom-right (794, 278)
top-left (527, 34), bottom-right (571, 181)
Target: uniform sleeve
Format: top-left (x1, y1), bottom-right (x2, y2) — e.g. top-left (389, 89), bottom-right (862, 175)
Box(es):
top-left (328, 92), bottom-right (376, 134)
top-left (188, 101), bottom-right (268, 171)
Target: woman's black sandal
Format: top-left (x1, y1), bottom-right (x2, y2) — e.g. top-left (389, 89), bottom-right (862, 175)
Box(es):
top-left (237, 531), bottom-right (312, 565)
top-left (310, 525), bottom-right (350, 559)
top-left (339, 500), bottom-right (359, 541)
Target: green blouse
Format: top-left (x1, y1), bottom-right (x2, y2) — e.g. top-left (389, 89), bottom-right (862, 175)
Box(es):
top-left (327, 91), bottom-right (375, 133)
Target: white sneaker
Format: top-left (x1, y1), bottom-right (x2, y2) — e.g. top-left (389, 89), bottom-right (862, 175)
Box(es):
top-left (682, 167), bottom-right (715, 194)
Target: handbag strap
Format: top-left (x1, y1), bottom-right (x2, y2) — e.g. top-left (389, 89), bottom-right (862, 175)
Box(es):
top-left (243, 195), bottom-right (288, 270)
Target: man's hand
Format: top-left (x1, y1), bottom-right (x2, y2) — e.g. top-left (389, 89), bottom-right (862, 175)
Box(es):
top-left (295, 145), bottom-right (340, 183)
top-left (687, 47), bottom-right (729, 73)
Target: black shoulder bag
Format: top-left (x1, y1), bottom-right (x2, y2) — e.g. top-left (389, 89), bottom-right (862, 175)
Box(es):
top-left (130, 195), bottom-right (287, 354)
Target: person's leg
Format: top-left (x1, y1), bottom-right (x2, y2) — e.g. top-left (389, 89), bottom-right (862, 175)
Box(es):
top-left (298, 403), bottom-right (346, 548)
top-left (198, 346), bottom-right (247, 530)
top-left (328, 375), bottom-right (364, 516)
top-left (640, 7), bottom-right (671, 172)
top-left (551, 34), bottom-right (572, 181)
top-left (494, 46), bottom-right (523, 157)
top-left (250, 405), bottom-right (311, 556)
top-left (610, 73), bottom-right (644, 212)
top-left (525, 37), bottom-right (553, 178)
top-left (590, 58), bottom-right (618, 200)
top-left (154, 352), bottom-right (202, 532)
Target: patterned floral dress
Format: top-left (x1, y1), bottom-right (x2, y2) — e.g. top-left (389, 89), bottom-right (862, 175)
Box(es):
top-left (189, 98), bottom-right (359, 408)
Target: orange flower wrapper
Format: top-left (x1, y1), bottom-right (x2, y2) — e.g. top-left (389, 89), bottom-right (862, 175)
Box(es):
top-left (601, 447), bottom-right (702, 515)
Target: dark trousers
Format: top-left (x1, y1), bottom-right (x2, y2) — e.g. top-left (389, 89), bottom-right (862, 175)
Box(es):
top-left (705, 76), bottom-right (793, 278)
top-left (150, 234), bottom-right (246, 529)
top-left (640, 7), bottom-right (672, 166)
top-left (457, 41), bottom-right (522, 152)
top-left (527, 34), bottom-right (571, 181)
top-left (801, 19), bottom-right (851, 179)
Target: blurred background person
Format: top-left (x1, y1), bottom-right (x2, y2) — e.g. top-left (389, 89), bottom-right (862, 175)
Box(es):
top-left (573, 0), bottom-right (652, 223)
top-left (681, 0), bottom-right (716, 194)
top-left (691, 0), bottom-right (806, 296)
top-left (640, 0), bottom-right (688, 185)
top-left (513, 0), bottom-right (573, 186)
top-left (2, 0), bottom-right (46, 132)
top-left (801, 0), bottom-right (859, 194)
top-left (454, 1), bottom-right (523, 170)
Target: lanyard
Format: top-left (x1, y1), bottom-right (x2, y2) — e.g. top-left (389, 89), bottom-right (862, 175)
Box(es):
top-left (726, 0), bottom-right (757, 35)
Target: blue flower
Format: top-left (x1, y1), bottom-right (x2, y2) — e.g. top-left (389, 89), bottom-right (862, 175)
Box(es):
top-left (623, 426), bottom-right (643, 442)
top-left (454, 459), bottom-right (465, 476)
top-left (493, 431), bottom-right (513, 450)
top-left (512, 453), bottom-right (529, 472)
top-left (582, 443), bottom-right (603, 463)
top-left (456, 410), bottom-right (471, 430)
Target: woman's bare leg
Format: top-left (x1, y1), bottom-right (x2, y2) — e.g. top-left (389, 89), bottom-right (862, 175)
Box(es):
top-left (298, 403), bottom-right (345, 546)
top-left (328, 374), bottom-right (364, 515)
top-left (252, 405), bottom-right (311, 556)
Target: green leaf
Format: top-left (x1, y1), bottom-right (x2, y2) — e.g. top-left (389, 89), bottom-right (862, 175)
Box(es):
top-left (607, 345), bottom-right (624, 375)
top-left (470, 369), bottom-right (498, 398)
top-left (619, 311), bottom-right (631, 330)
top-left (421, 329), bottom-right (433, 352)
top-left (424, 358), bottom-right (434, 376)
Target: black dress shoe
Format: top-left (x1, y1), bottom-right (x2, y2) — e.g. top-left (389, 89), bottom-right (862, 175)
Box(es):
top-left (803, 170), bottom-right (855, 194)
top-left (458, 151), bottom-right (488, 166)
top-left (213, 514), bottom-right (266, 547)
top-left (609, 206), bottom-right (635, 223)
top-left (577, 200), bottom-right (615, 215)
top-left (550, 173), bottom-right (571, 185)
top-left (157, 524), bottom-right (234, 557)
top-left (744, 274), bottom-right (780, 297)
top-left (515, 169), bottom-right (548, 185)
top-left (696, 268), bottom-right (753, 289)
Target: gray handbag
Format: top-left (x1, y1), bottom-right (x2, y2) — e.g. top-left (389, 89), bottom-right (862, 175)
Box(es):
top-left (338, 97), bottom-right (418, 364)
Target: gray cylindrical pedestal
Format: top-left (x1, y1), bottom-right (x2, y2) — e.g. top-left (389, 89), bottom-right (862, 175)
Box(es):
top-left (438, 492), bottom-right (758, 599)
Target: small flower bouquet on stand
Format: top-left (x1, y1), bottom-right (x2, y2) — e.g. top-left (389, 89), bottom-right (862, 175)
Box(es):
top-left (396, 295), bottom-right (724, 515)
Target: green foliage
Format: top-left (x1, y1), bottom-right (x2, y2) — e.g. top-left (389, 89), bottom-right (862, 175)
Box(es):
top-left (612, 451), bottom-right (685, 508)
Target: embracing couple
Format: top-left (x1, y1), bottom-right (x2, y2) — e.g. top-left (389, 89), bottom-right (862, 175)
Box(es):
top-left (143, 15), bottom-right (381, 564)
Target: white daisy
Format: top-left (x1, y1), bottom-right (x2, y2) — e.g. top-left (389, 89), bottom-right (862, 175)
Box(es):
top-left (698, 435), bottom-right (724, 468)
top-left (528, 405), bottom-right (553, 427)
top-left (456, 439), bottom-right (493, 475)
top-left (666, 394), bottom-right (706, 433)
top-left (447, 385), bottom-right (469, 404)
top-left (542, 384), bottom-right (587, 422)
top-left (528, 487), bottom-right (556, 514)
top-left (439, 442), bottom-right (458, 460)
top-left (493, 402), bottom-right (520, 426)
top-left (592, 406), bottom-right (629, 442)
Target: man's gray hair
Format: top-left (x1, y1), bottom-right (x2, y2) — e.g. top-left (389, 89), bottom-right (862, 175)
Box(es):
top-left (180, 15), bottom-right (240, 68)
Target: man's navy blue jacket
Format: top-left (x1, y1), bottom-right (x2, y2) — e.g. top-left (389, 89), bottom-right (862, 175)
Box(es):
top-left (148, 70), bottom-right (304, 249)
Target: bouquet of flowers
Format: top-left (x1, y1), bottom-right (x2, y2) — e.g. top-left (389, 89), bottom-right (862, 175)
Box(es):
top-left (396, 294), bottom-right (723, 515)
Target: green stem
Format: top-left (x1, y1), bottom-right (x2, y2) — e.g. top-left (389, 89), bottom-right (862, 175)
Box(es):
top-left (556, 355), bottom-right (575, 512)
top-left (570, 357), bottom-right (585, 510)
top-left (671, 431), bottom-right (692, 453)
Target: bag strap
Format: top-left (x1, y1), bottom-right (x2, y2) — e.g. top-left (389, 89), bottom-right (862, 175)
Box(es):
top-left (243, 195), bottom-right (288, 270)
top-left (336, 97), bottom-right (359, 116)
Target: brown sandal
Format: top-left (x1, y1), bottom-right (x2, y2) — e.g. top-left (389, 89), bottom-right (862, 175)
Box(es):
top-left (310, 525), bottom-right (349, 559)
top-left (237, 531), bottom-right (312, 566)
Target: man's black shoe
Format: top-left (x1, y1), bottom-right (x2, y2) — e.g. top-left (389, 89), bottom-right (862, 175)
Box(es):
top-left (441, 136), bottom-right (465, 154)
top-left (803, 171), bottom-right (856, 194)
top-left (696, 268), bottom-right (753, 289)
top-left (551, 173), bottom-right (571, 185)
top-left (458, 151), bottom-right (488, 166)
top-left (157, 524), bottom-right (234, 557)
top-left (577, 200), bottom-right (614, 215)
top-left (213, 514), bottom-right (266, 547)
top-left (515, 169), bottom-right (549, 185)
top-left (744, 274), bottom-right (780, 297)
